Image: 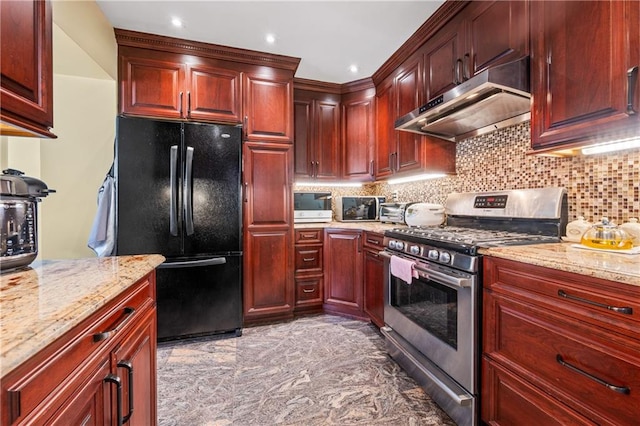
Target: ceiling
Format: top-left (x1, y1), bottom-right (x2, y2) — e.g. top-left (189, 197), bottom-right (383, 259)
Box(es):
top-left (95, 0), bottom-right (446, 84)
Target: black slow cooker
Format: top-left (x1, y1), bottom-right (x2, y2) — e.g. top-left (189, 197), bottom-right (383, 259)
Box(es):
top-left (0, 169), bottom-right (55, 271)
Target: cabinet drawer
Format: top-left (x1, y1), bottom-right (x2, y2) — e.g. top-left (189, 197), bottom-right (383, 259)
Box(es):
top-left (484, 257), bottom-right (640, 339)
top-left (294, 244), bottom-right (323, 272)
top-left (484, 291), bottom-right (640, 426)
top-left (363, 231), bottom-right (384, 250)
top-left (295, 229), bottom-right (323, 244)
top-left (295, 276), bottom-right (323, 304)
top-left (3, 276), bottom-right (154, 425)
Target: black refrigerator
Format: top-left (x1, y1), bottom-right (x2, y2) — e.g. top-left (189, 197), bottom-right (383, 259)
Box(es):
top-left (115, 116), bottom-right (242, 341)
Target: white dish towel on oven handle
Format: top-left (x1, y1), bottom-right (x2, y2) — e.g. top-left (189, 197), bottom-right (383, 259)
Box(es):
top-left (390, 255), bottom-right (419, 284)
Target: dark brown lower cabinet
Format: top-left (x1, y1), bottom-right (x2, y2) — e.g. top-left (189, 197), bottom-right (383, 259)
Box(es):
top-left (323, 229), bottom-right (366, 319)
top-left (1, 272), bottom-right (157, 426)
top-left (482, 257), bottom-right (640, 426)
top-left (363, 231), bottom-right (385, 327)
top-left (294, 229), bottom-right (324, 314)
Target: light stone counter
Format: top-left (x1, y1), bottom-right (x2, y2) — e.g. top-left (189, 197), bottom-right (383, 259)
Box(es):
top-left (480, 243), bottom-right (640, 287)
top-left (0, 254), bottom-right (165, 377)
top-left (294, 221), bottom-right (402, 234)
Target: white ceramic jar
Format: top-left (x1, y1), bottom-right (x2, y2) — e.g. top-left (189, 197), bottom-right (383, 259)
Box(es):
top-left (565, 215), bottom-right (592, 242)
top-left (620, 218), bottom-right (640, 246)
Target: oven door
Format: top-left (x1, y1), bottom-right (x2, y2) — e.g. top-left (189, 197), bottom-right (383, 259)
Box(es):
top-left (380, 250), bottom-right (478, 425)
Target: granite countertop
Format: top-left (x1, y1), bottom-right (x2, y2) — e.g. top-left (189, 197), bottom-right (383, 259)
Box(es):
top-left (481, 243), bottom-right (640, 287)
top-left (295, 221), bottom-right (401, 234)
top-left (0, 254), bottom-right (165, 378)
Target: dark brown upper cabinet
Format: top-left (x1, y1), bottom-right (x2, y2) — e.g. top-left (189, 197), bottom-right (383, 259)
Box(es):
top-left (293, 79), bottom-right (376, 182)
top-left (244, 71), bottom-right (294, 143)
top-left (0, 0), bottom-right (55, 138)
top-left (375, 53), bottom-right (456, 180)
top-left (294, 88), bottom-right (341, 180)
top-left (423, 0), bottom-right (529, 100)
top-left (116, 29), bottom-right (299, 138)
top-left (530, 0), bottom-right (640, 153)
top-left (341, 84), bottom-right (376, 181)
top-left (119, 47), bottom-right (242, 124)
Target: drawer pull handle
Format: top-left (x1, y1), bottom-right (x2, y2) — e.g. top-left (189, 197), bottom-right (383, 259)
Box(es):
top-left (303, 257), bottom-right (316, 262)
top-left (366, 239), bottom-right (380, 245)
top-left (557, 290), bottom-right (633, 315)
top-left (93, 307), bottom-right (136, 342)
top-left (302, 289), bottom-right (315, 293)
top-left (556, 355), bottom-right (630, 395)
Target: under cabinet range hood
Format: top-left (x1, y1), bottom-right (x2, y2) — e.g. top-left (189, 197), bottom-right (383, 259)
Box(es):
top-left (395, 57), bottom-right (531, 142)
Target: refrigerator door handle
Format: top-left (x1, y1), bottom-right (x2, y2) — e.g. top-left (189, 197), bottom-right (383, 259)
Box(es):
top-left (158, 257), bottom-right (227, 269)
top-left (184, 146), bottom-right (195, 236)
top-left (170, 145), bottom-right (179, 236)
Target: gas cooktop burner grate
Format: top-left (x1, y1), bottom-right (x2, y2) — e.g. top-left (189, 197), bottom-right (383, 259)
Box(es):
top-left (386, 226), bottom-right (561, 247)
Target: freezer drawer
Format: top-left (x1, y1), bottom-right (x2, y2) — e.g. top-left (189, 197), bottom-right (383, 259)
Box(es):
top-left (156, 255), bottom-right (242, 341)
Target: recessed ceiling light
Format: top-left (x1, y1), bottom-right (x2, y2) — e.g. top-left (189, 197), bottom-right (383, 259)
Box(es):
top-left (171, 17), bottom-right (183, 28)
top-left (266, 34), bottom-right (276, 44)
top-left (349, 64), bottom-right (359, 73)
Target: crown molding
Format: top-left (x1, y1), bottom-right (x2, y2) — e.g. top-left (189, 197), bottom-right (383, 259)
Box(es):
top-left (115, 28), bottom-right (301, 72)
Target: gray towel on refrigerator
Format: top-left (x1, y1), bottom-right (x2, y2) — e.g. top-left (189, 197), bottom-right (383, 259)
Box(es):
top-left (88, 174), bottom-right (115, 256)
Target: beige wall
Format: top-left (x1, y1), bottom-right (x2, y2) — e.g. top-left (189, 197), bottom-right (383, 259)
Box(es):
top-left (2, 2), bottom-right (117, 260)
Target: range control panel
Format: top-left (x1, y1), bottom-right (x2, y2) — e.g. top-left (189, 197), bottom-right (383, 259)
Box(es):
top-left (474, 194), bottom-right (508, 209)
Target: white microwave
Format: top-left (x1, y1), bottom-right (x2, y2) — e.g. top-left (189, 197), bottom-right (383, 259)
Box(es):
top-left (336, 196), bottom-right (385, 222)
top-left (293, 192), bottom-right (332, 223)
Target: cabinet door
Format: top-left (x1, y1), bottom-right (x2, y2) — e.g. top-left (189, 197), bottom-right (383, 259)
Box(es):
top-left (47, 359), bottom-right (111, 426)
top-left (342, 92), bottom-right (375, 181)
top-left (395, 55), bottom-right (423, 174)
top-left (243, 229), bottom-right (294, 321)
top-left (314, 99), bottom-right (341, 180)
top-left (423, 14), bottom-right (465, 100)
top-left (363, 248), bottom-right (384, 328)
top-left (0, 0), bottom-right (54, 137)
top-left (244, 72), bottom-right (293, 142)
top-left (531, 0), bottom-right (640, 150)
top-left (243, 142), bottom-right (292, 227)
top-left (294, 98), bottom-right (314, 178)
top-left (324, 230), bottom-right (364, 316)
top-left (112, 308), bottom-right (157, 426)
top-left (187, 64), bottom-right (241, 123)
top-left (119, 54), bottom-right (186, 119)
top-left (374, 78), bottom-right (395, 179)
top-left (465, 0), bottom-right (529, 75)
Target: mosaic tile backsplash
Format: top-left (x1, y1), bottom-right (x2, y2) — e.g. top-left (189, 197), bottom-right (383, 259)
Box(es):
top-left (296, 122), bottom-right (640, 225)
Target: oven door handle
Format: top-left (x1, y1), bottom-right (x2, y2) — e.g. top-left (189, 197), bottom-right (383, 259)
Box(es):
top-left (380, 250), bottom-right (472, 289)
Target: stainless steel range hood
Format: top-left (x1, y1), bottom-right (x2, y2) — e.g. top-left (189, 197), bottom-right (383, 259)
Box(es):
top-left (395, 57), bottom-right (530, 142)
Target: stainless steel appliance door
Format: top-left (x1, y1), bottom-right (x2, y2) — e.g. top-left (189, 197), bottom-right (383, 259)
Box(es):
top-left (381, 251), bottom-right (478, 392)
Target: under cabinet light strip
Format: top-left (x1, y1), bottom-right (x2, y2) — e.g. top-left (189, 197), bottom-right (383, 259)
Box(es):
top-left (581, 137), bottom-right (640, 155)
top-left (387, 173), bottom-right (446, 185)
top-left (295, 182), bottom-right (363, 188)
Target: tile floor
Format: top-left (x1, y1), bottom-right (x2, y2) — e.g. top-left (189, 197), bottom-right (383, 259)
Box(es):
top-left (157, 314), bottom-right (456, 425)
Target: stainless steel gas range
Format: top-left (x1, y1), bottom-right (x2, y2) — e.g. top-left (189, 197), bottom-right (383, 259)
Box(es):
top-left (380, 187), bottom-right (568, 426)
